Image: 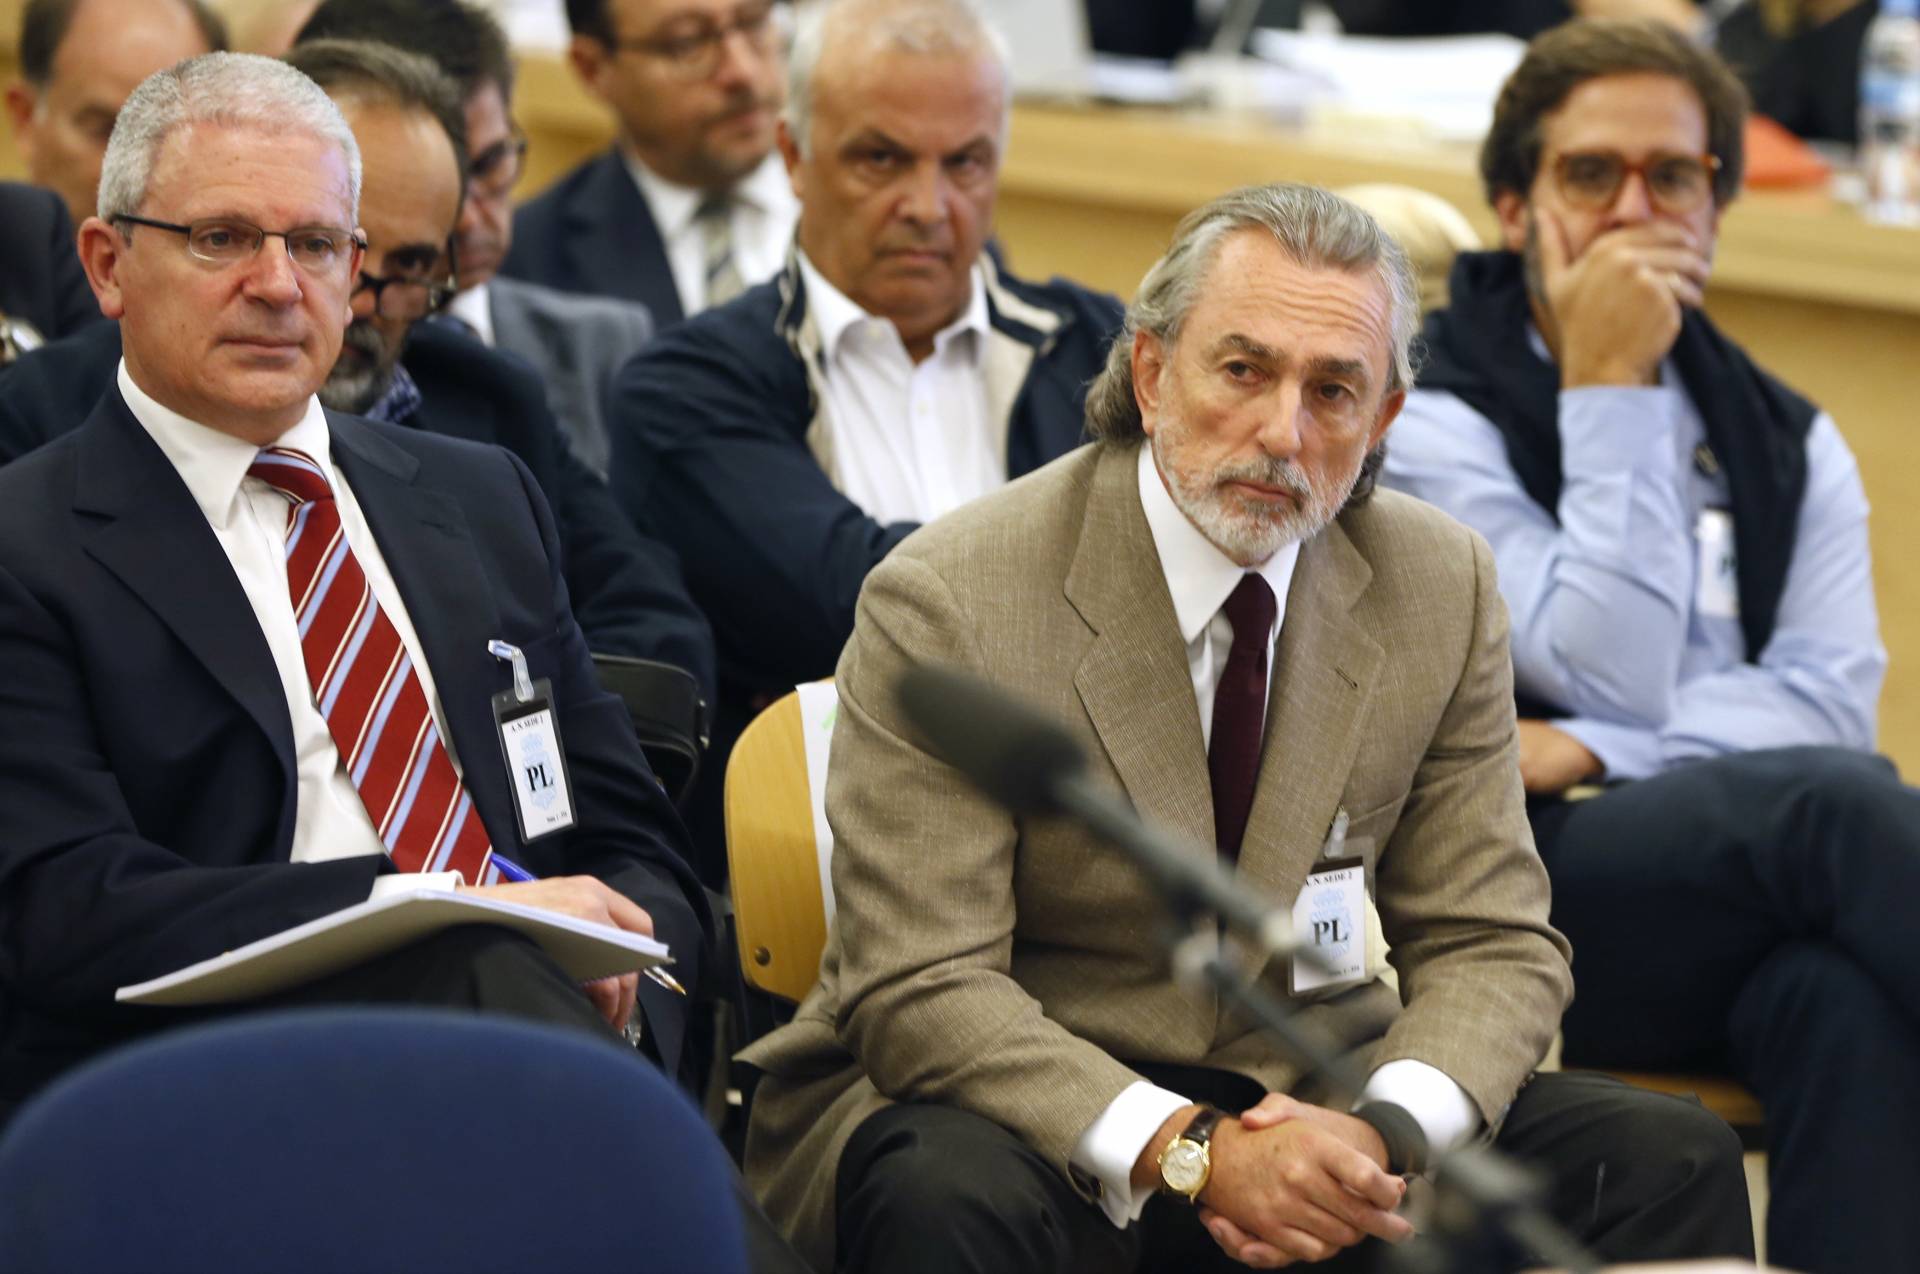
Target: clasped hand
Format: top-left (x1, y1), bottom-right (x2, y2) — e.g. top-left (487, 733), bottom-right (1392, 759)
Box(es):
top-left (1198, 1094), bottom-right (1413, 1268)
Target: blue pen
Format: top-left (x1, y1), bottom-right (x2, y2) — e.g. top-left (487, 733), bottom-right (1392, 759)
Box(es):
top-left (491, 854), bottom-right (536, 882)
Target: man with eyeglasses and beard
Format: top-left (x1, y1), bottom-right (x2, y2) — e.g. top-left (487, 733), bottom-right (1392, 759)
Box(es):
top-left (295, 0), bottom-right (659, 478)
top-left (1381, 19), bottom-right (1920, 1274)
top-left (0, 40), bottom-right (717, 717)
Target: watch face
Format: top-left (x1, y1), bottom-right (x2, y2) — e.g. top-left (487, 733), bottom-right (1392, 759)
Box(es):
top-left (1162, 1139), bottom-right (1209, 1195)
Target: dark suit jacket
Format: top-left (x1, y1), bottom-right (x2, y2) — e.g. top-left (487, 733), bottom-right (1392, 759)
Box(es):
top-left (0, 181), bottom-right (101, 341)
top-left (485, 275), bottom-right (655, 477)
top-left (0, 390), bottom-right (712, 1123)
top-left (501, 149), bottom-right (684, 325)
top-left (0, 320), bottom-right (716, 707)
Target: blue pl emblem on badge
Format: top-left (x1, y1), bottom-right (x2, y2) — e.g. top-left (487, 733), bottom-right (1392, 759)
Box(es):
top-left (519, 726), bottom-right (559, 812)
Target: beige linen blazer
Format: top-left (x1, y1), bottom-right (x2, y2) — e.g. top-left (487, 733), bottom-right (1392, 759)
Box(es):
top-left (740, 441), bottom-right (1572, 1270)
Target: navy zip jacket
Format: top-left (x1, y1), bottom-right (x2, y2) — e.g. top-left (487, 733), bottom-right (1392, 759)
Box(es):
top-left (606, 254), bottom-right (1124, 697)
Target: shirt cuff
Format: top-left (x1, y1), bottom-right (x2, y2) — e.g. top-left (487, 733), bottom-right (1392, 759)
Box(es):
top-left (1552, 716), bottom-right (1662, 783)
top-left (1359, 1060), bottom-right (1481, 1163)
top-left (1070, 1081), bottom-right (1192, 1228)
top-left (368, 871), bottom-right (464, 902)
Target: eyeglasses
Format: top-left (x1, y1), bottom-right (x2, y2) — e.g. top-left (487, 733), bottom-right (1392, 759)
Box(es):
top-left (611, 0), bottom-right (779, 80)
top-left (112, 215), bottom-right (364, 274)
top-left (352, 267), bottom-right (455, 322)
top-left (1549, 150), bottom-right (1722, 214)
top-left (468, 126), bottom-right (529, 198)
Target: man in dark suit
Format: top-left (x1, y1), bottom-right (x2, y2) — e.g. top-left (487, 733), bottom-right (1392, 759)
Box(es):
top-left (294, 0), bottom-right (660, 475)
top-left (0, 179), bottom-right (100, 359)
top-left (501, 0), bottom-right (797, 324)
top-left (607, 0), bottom-right (1122, 885)
top-left (0, 42), bottom-right (716, 710)
top-left (0, 49), bottom-right (712, 1125)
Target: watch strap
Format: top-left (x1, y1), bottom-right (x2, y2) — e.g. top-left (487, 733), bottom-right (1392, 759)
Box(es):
top-left (1182, 1105), bottom-right (1226, 1150)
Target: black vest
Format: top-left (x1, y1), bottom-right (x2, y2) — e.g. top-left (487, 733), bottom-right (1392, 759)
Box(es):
top-left (1419, 251), bottom-right (1815, 712)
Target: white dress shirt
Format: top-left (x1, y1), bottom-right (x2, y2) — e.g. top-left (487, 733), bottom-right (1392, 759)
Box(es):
top-left (624, 149), bottom-right (797, 315)
top-left (118, 362), bottom-right (465, 896)
top-left (1066, 445), bottom-right (1480, 1228)
top-left (445, 281), bottom-right (496, 346)
top-left (795, 249), bottom-right (1002, 524)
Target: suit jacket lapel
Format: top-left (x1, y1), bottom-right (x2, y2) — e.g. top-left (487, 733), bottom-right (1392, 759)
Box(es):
top-left (75, 391), bottom-right (296, 782)
top-left (568, 150), bottom-right (684, 324)
top-left (327, 416), bottom-right (516, 846)
top-left (1065, 445), bottom-right (1214, 851)
top-left (1236, 519), bottom-right (1383, 951)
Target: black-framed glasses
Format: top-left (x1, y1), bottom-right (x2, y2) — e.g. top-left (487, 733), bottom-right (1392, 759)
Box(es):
top-left (1549, 150), bottom-right (1722, 214)
top-left (352, 267), bottom-right (455, 322)
top-left (468, 126), bottom-right (529, 197)
top-left (611, 0), bottom-right (778, 80)
top-left (112, 214), bottom-right (365, 274)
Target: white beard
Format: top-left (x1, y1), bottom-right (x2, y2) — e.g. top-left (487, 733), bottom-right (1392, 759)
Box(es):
top-left (1148, 412), bottom-right (1363, 566)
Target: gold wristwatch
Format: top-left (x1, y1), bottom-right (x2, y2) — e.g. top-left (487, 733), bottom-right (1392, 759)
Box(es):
top-left (1157, 1106), bottom-right (1226, 1203)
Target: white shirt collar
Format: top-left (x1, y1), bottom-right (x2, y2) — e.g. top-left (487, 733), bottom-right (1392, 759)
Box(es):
top-left (1136, 442), bottom-right (1300, 645)
top-left (117, 359), bottom-right (334, 531)
top-left (622, 148), bottom-right (790, 238)
top-left (795, 247), bottom-right (990, 367)
top-left (447, 282), bottom-right (495, 346)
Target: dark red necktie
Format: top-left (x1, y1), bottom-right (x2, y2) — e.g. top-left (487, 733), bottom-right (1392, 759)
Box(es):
top-left (248, 446), bottom-right (496, 885)
top-left (1209, 573), bottom-right (1276, 860)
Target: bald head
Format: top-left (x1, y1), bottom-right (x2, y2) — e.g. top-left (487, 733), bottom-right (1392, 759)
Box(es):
top-left (785, 0), bottom-right (1009, 158)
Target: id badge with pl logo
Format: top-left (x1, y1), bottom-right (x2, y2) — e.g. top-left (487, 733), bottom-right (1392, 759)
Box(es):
top-left (1290, 807), bottom-right (1369, 995)
top-left (489, 640), bottom-right (576, 842)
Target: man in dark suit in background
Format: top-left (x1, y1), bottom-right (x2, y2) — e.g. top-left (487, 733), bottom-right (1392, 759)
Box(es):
top-left (606, 0), bottom-right (1122, 886)
top-left (502, 0), bottom-right (798, 326)
top-left (0, 180), bottom-right (101, 358)
top-left (295, 0), bottom-right (659, 476)
top-left (0, 42), bottom-right (717, 709)
top-left (0, 50), bottom-right (709, 1124)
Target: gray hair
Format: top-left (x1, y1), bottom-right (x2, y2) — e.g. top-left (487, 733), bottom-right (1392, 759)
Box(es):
top-left (1085, 183), bottom-right (1421, 501)
top-left (97, 52), bottom-right (362, 225)
top-left (785, 0), bottom-right (1011, 157)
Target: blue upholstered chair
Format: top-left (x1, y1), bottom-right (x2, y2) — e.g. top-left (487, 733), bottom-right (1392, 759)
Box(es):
top-left (0, 1007), bottom-right (748, 1273)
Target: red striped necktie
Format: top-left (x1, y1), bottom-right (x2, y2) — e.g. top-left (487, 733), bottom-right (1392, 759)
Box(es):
top-left (249, 446), bottom-right (496, 885)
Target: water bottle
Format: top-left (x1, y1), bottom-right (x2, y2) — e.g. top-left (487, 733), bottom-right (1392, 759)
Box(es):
top-left (1861, 0), bottom-right (1920, 225)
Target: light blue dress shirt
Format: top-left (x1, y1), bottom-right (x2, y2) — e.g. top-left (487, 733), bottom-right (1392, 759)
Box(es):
top-left (1382, 350), bottom-right (1885, 782)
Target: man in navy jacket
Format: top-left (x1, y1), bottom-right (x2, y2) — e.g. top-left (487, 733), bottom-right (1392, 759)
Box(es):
top-left (605, 0), bottom-right (1122, 883)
